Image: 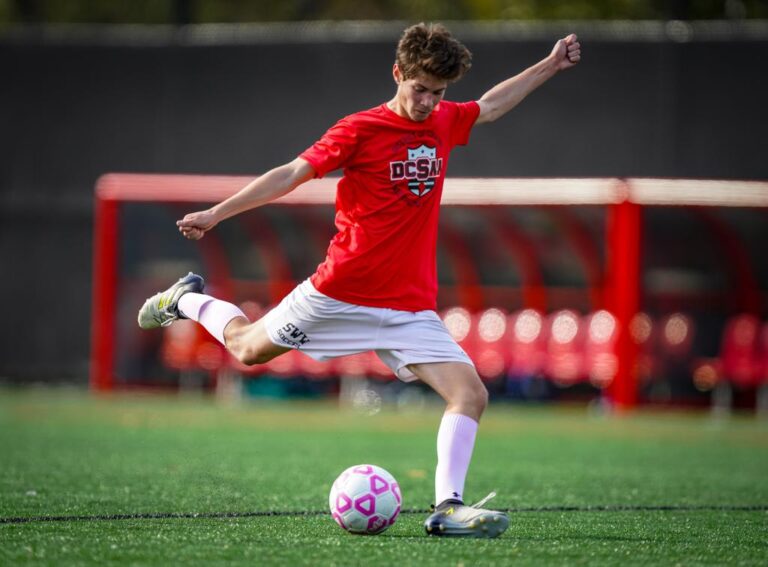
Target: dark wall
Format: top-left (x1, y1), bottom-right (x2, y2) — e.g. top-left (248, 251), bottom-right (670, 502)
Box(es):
top-left (1, 30), bottom-right (767, 381)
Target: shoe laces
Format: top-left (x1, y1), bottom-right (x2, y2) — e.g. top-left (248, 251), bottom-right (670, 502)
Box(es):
top-left (471, 491), bottom-right (497, 509)
top-left (430, 491), bottom-right (498, 512)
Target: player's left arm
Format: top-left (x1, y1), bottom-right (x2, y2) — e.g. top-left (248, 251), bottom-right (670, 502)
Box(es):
top-left (475, 34), bottom-right (580, 125)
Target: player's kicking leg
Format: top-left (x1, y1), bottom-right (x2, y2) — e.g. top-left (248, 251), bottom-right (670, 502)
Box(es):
top-left (137, 272), bottom-right (289, 364)
top-left (407, 361), bottom-right (509, 538)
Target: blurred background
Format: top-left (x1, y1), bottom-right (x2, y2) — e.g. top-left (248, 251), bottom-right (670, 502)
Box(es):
top-left (2, 0), bottom-right (768, 413)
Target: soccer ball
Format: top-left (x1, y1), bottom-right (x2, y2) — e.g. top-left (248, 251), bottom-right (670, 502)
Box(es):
top-left (328, 464), bottom-right (401, 535)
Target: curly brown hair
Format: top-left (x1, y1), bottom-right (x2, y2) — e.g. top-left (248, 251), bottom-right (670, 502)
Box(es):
top-left (395, 23), bottom-right (472, 82)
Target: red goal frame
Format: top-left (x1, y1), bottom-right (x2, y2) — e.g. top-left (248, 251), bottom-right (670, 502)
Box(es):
top-left (91, 174), bottom-right (768, 409)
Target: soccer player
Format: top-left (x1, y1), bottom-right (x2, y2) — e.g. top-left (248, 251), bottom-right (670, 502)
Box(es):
top-left (139, 23), bottom-right (580, 538)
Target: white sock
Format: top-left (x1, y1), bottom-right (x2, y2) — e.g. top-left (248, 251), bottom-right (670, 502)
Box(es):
top-left (435, 412), bottom-right (478, 505)
top-left (178, 293), bottom-right (247, 346)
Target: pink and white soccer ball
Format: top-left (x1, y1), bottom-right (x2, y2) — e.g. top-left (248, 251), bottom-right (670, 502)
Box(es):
top-left (328, 464), bottom-right (402, 534)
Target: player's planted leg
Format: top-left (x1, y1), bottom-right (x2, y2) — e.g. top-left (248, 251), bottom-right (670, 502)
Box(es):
top-left (406, 361), bottom-right (509, 538)
top-left (137, 272), bottom-right (204, 329)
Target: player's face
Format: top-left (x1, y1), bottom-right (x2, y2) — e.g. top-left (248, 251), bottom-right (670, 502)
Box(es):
top-left (391, 66), bottom-right (448, 122)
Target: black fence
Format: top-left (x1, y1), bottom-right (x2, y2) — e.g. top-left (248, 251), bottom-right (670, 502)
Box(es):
top-left (1, 21), bottom-right (767, 380)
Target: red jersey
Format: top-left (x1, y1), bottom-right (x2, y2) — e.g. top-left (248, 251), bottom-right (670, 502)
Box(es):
top-left (300, 100), bottom-right (480, 312)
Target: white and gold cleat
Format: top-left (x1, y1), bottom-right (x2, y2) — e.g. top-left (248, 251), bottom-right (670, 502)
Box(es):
top-left (424, 492), bottom-right (509, 538)
top-left (137, 272), bottom-right (204, 329)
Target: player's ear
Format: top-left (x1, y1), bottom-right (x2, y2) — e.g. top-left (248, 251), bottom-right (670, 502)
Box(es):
top-left (392, 64), bottom-right (403, 85)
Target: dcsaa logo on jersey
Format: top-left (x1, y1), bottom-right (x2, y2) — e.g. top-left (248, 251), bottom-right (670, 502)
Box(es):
top-left (389, 144), bottom-right (443, 197)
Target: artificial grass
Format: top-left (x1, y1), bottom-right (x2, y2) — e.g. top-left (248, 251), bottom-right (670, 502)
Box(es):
top-left (1, 388), bottom-right (766, 565)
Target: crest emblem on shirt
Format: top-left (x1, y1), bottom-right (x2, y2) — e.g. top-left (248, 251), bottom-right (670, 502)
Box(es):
top-left (389, 144), bottom-right (443, 197)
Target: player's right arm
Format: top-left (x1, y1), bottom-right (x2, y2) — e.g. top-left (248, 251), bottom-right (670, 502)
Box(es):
top-left (176, 157), bottom-right (315, 240)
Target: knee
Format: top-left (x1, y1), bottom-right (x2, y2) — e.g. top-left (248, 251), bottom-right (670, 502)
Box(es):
top-left (236, 348), bottom-right (275, 366)
top-left (472, 382), bottom-right (489, 416)
top-left (230, 342), bottom-right (276, 366)
top-left (454, 378), bottom-right (488, 419)
top-left (225, 328), bottom-right (276, 366)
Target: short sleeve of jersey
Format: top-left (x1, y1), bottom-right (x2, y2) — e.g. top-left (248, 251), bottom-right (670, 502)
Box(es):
top-left (300, 118), bottom-right (358, 178)
top-left (447, 100), bottom-right (481, 148)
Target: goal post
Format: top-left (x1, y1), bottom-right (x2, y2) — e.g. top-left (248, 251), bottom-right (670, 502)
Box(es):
top-left (90, 174), bottom-right (768, 408)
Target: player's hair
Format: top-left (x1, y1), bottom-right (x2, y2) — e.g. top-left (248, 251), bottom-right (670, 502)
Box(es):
top-left (395, 23), bottom-right (472, 82)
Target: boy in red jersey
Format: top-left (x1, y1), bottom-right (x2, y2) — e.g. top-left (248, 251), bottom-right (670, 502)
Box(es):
top-left (139, 23), bottom-right (580, 537)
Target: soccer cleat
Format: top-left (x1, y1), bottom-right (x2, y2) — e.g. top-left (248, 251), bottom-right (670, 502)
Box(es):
top-left (424, 492), bottom-right (509, 538)
top-left (137, 272), bottom-right (204, 329)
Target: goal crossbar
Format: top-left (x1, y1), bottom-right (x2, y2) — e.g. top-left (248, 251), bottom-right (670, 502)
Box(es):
top-left (95, 174), bottom-right (768, 207)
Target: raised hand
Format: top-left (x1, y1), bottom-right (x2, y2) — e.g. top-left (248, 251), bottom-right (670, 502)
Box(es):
top-left (550, 34), bottom-right (581, 71)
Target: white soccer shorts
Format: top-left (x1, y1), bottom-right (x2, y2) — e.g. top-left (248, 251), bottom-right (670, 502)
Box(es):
top-left (262, 279), bottom-right (474, 381)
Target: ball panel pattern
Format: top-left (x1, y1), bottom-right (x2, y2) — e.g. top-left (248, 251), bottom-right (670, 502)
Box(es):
top-left (329, 464), bottom-right (401, 535)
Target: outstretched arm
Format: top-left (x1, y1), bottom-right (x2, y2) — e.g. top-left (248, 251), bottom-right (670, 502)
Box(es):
top-left (475, 34), bottom-right (581, 125)
top-left (176, 157), bottom-right (315, 240)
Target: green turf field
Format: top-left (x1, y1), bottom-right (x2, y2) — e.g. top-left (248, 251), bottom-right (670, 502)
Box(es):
top-left (1, 387), bottom-right (766, 566)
